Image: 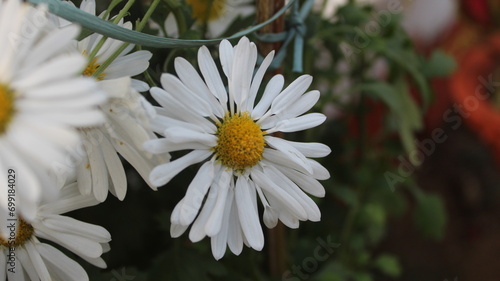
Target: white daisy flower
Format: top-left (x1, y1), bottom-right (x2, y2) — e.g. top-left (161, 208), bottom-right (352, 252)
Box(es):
top-left (0, 0), bottom-right (105, 222)
top-left (0, 181), bottom-right (111, 281)
top-left (165, 0), bottom-right (254, 38)
top-left (60, 0), bottom-right (153, 88)
top-left (51, 0), bottom-right (169, 202)
top-left (144, 36), bottom-right (330, 259)
top-left (75, 77), bottom-right (169, 202)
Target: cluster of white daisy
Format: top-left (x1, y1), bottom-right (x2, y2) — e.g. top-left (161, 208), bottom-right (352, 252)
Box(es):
top-left (0, 0), bottom-right (330, 279)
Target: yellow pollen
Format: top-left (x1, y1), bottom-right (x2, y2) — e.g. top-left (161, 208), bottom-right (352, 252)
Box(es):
top-left (82, 56), bottom-right (106, 81)
top-left (0, 218), bottom-right (34, 247)
top-left (0, 84), bottom-right (15, 135)
top-left (214, 112), bottom-right (265, 170)
top-left (186, 0), bottom-right (226, 22)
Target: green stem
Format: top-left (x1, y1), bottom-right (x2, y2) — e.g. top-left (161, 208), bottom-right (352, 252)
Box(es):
top-left (136, 0), bottom-right (161, 32)
top-left (112, 0), bottom-right (136, 25)
top-left (165, 0), bottom-right (187, 35)
top-left (163, 49), bottom-right (179, 72)
top-left (88, 0), bottom-right (136, 61)
top-left (93, 0), bottom-right (160, 79)
top-left (143, 68), bottom-right (157, 87)
top-left (102, 0), bottom-right (123, 20)
top-left (356, 95), bottom-right (366, 166)
top-left (93, 43), bottom-right (130, 78)
top-left (338, 59), bottom-right (369, 260)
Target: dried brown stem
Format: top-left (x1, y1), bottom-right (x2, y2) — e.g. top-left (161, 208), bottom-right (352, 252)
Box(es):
top-left (256, 0), bottom-right (285, 58)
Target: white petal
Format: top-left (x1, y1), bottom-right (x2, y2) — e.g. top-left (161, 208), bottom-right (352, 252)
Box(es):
top-left (171, 198), bottom-right (184, 225)
top-left (170, 223), bottom-right (189, 238)
top-left (163, 126), bottom-right (217, 147)
top-left (262, 90), bottom-right (320, 128)
top-left (189, 167), bottom-right (221, 242)
top-left (252, 75), bottom-right (284, 119)
top-left (262, 150), bottom-right (311, 177)
top-left (105, 51), bottom-right (152, 79)
top-left (276, 165), bottom-right (326, 197)
top-left (41, 215), bottom-right (111, 242)
top-left (78, 255), bottom-right (107, 269)
top-left (219, 39), bottom-right (234, 79)
top-left (37, 243), bottom-right (89, 281)
top-left (151, 110), bottom-right (204, 136)
top-left (87, 135), bottom-right (109, 202)
top-left (24, 25), bottom-right (80, 69)
top-left (309, 159), bottom-right (331, 180)
top-left (278, 210), bottom-right (300, 229)
top-left (160, 73), bottom-right (213, 117)
top-left (35, 225), bottom-right (104, 259)
top-left (22, 77), bottom-right (101, 99)
top-left (245, 50), bottom-right (274, 112)
top-left (270, 75), bottom-right (313, 115)
top-left (77, 154), bottom-right (92, 196)
top-left (0, 248), bottom-right (5, 278)
top-left (100, 136), bottom-right (127, 200)
top-left (211, 188), bottom-right (234, 260)
top-left (39, 189), bottom-right (99, 215)
top-left (150, 87), bottom-right (216, 133)
top-left (16, 246), bottom-right (40, 281)
top-left (205, 169), bottom-right (232, 236)
top-left (265, 192), bottom-right (300, 228)
top-left (267, 113), bottom-right (326, 133)
top-left (149, 150), bottom-right (212, 187)
top-left (24, 241), bottom-right (51, 281)
top-left (285, 141), bottom-right (331, 158)
top-left (230, 37), bottom-right (255, 109)
top-left (0, 145), bottom-right (40, 217)
top-left (235, 176), bottom-right (264, 250)
top-left (227, 201), bottom-right (243, 255)
top-left (263, 206), bottom-right (279, 228)
top-left (174, 57), bottom-right (225, 117)
top-left (13, 54), bottom-right (86, 90)
top-left (180, 161), bottom-right (215, 225)
top-left (264, 166), bottom-right (321, 221)
top-left (113, 139), bottom-right (164, 190)
top-left (144, 138), bottom-right (210, 153)
top-left (265, 136), bottom-right (313, 174)
top-left (198, 46), bottom-right (228, 105)
top-left (98, 77), bottom-right (131, 99)
top-left (251, 169), bottom-right (307, 220)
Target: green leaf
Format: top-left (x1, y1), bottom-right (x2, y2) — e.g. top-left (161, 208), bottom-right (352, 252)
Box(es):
top-left (353, 272), bottom-right (373, 281)
top-left (358, 203), bottom-right (386, 244)
top-left (330, 185), bottom-right (358, 206)
top-left (314, 261), bottom-right (349, 281)
top-left (358, 81), bottom-right (422, 157)
top-left (85, 266), bottom-right (148, 281)
top-left (396, 80), bottom-right (423, 159)
top-left (148, 248), bottom-right (227, 281)
top-left (373, 254), bottom-right (402, 278)
top-left (359, 83), bottom-right (401, 115)
top-left (378, 47), bottom-right (433, 107)
top-left (421, 50), bottom-right (457, 78)
top-left (363, 203), bottom-right (386, 226)
top-left (413, 193), bottom-right (447, 240)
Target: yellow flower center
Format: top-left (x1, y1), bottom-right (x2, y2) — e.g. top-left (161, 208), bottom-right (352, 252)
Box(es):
top-left (214, 112), bottom-right (265, 171)
top-left (0, 218), bottom-right (34, 247)
top-left (0, 84), bottom-right (15, 135)
top-left (83, 56), bottom-right (106, 81)
top-left (186, 0), bottom-right (226, 22)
